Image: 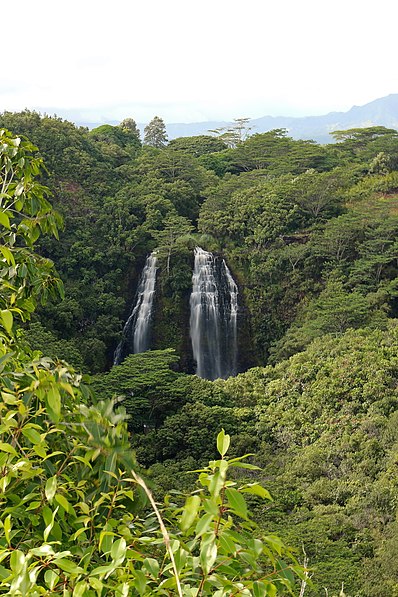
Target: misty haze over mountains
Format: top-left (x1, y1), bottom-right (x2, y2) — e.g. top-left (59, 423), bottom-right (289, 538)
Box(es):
top-left (77, 94), bottom-right (398, 143)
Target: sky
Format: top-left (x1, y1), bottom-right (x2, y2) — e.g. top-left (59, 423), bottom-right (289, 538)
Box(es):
top-left (2, 0), bottom-right (398, 125)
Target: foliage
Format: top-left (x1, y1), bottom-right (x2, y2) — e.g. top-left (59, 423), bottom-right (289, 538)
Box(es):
top-left (144, 116), bottom-right (168, 148)
top-left (91, 349), bottom-right (190, 431)
top-left (0, 128), bottom-right (306, 596)
top-left (5, 114), bottom-right (398, 593)
top-left (209, 118), bottom-right (253, 148)
top-left (168, 135), bottom-right (227, 156)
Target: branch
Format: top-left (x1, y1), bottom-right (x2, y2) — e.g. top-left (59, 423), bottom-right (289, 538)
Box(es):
top-left (131, 469), bottom-right (183, 597)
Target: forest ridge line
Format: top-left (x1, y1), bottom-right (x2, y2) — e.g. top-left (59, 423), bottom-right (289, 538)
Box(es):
top-left (68, 93), bottom-right (398, 143)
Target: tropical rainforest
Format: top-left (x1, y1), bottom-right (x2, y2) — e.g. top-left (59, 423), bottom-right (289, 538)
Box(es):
top-left (0, 110), bottom-right (398, 595)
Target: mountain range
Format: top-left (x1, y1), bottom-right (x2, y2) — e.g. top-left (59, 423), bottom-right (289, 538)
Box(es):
top-left (78, 94), bottom-right (398, 144)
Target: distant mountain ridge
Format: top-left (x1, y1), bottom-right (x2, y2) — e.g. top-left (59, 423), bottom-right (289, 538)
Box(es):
top-left (79, 94), bottom-right (398, 144)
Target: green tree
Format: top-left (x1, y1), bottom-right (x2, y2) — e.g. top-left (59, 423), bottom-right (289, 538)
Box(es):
top-left (168, 134), bottom-right (227, 156)
top-left (144, 115), bottom-right (168, 148)
top-left (209, 117), bottom-right (253, 148)
top-left (270, 274), bottom-right (384, 361)
top-left (119, 116), bottom-right (141, 140)
top-left (151, 213), bottom-right (194, 274)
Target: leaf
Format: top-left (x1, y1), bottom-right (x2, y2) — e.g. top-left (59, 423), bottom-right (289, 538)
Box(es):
top-left (276, 559), bottom-right (295, 586)
top-left (1, 392), bottom-right (17, 405)
top-left (241, 483), bottom-right (272, 501)
top-left (22, 427), bottom-right (42, 445)
top-left (143, 557), bottom-right (159, 579)
top-left (73, 581), bottom-right (89, 597)
top-left (44, 569), bottom-right (59, 590)
top-left (30, 545), bottom-right (55, 557)
top-left (110, 537), bottom-right (127, 561)
top-left (0, 246), bottom-right (14, 265)
top-left (55, 493), bottom-right (75, 514)
top-left (217, 428), bottom-right (230, 457)
top-left (253, 581), bottom-right (268, 597)
top-left (180, 494), bottom-right (201, 531)
top-left (225, 487), bottom-right (248, 520)
top-left (89, 563), bottom-right (117, 577)
top-left (0, 442), bottom-right (17, 456)
top-left (200, 538), bottom-right (217, 574)
top-left (195, 512), bottom-right (214, 537)
top-left (55, 558), bottom-right (84, 574)
top-left (45, 385), bottom-right (61, 422)
top-left (43, 506), bottom-right (59, 541)
top-left (134, 569), bottom-right (147, 595)
top-left (3, 515), bottom-right (11, 545)
top-left (0, 211), bottom-right (11, 229)
top-left (10, 550), bottom-right (25, 573)
top-left (45, 476), bottom-right (57, 503)
top-left (0, 310), bottom-right (13, 334)
top-left (227, 461), bottom-right (261, 471)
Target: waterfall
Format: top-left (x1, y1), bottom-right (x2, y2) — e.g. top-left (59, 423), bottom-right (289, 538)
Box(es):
top-left (190, 247), bottom-right (239, 380)
top-left (114, 252), bottom-right (158, 365)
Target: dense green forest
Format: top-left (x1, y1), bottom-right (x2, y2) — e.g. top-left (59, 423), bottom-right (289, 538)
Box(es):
top-left (1, 111), bottom-right (398, 594)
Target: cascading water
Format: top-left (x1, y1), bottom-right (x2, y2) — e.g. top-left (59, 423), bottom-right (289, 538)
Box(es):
top-left (190, 247), bottom-right (239, 380)
top-left (113, 252), bottom-right (158, 365)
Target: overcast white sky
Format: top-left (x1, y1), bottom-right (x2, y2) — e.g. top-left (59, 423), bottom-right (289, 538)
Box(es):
top-left (2, 0), bottom-right (398, 124)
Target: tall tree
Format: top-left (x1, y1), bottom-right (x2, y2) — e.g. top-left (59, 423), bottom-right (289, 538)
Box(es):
top-left (209, 117), bottom-right (253, 148)
top-left (144, 115), bottom-right (168, 148)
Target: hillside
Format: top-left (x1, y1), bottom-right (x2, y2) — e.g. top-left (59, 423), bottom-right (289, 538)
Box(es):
top-left (1, 111), bottom-right (398, 593)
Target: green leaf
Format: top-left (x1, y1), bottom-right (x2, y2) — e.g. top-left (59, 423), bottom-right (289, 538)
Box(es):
top-left (195, 512), bottom-right (214, 537)
top-left (180, 494), bottom-right (201, 531)
top-left (10, 550), bottom-right (25, 573)
top-left (0, 310), bottom-right (13, 334)
top-left (43, 506), bottom-right (59, 541)
top-left (0, 442), bottom-right (17, 456)
top-left (73, 581), bottom-right (89, 596)
top-left (45, 476), bottom-right (57, 503)
top-left (0, 245), bottom-right (14, 265)
top-left (89, 563), bottom-right (117, 577)
top-left (0, 211), bottom-right (11, 229)
top-left (55, 558), bottom-right (84, 574)
top-left (134, 569), bottom-right (147, 595)
top-left (45, 385), bottom-right (61, 422)
top-left (1, 392), bottom-right (17, 404)
top-left (44, 569), bottom-right (59, 590)
top-left (216, 428), bottom-right (230, 457)
top-left (143, 557), bottom-right (159, 579)
top-left (276, 559), bottom-right (295, 585)
top-left (21, 427), bottom-right (42, 445)
top-left (30, 545), bottom-right (55, 557)
top-left (3, 515), bottom-right (11, 545)
top-left (110, 537), bottom-right (126, 561)
top-left (55, 493), bottom-right (75, 514)
top-left (253, 581), bottom-right (268, 597)
top-left (225, 487), bottom-right (248, 520)
top-left (241, 483), bottom-right (272, 500)
top-left (200, 538), bottom-right (217, 575)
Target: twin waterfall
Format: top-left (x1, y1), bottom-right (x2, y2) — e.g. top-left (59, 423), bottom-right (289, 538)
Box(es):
top-left (114, 247), bottom-right (239, 380)
top-left (190, 247), bottom-right (238, 380)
